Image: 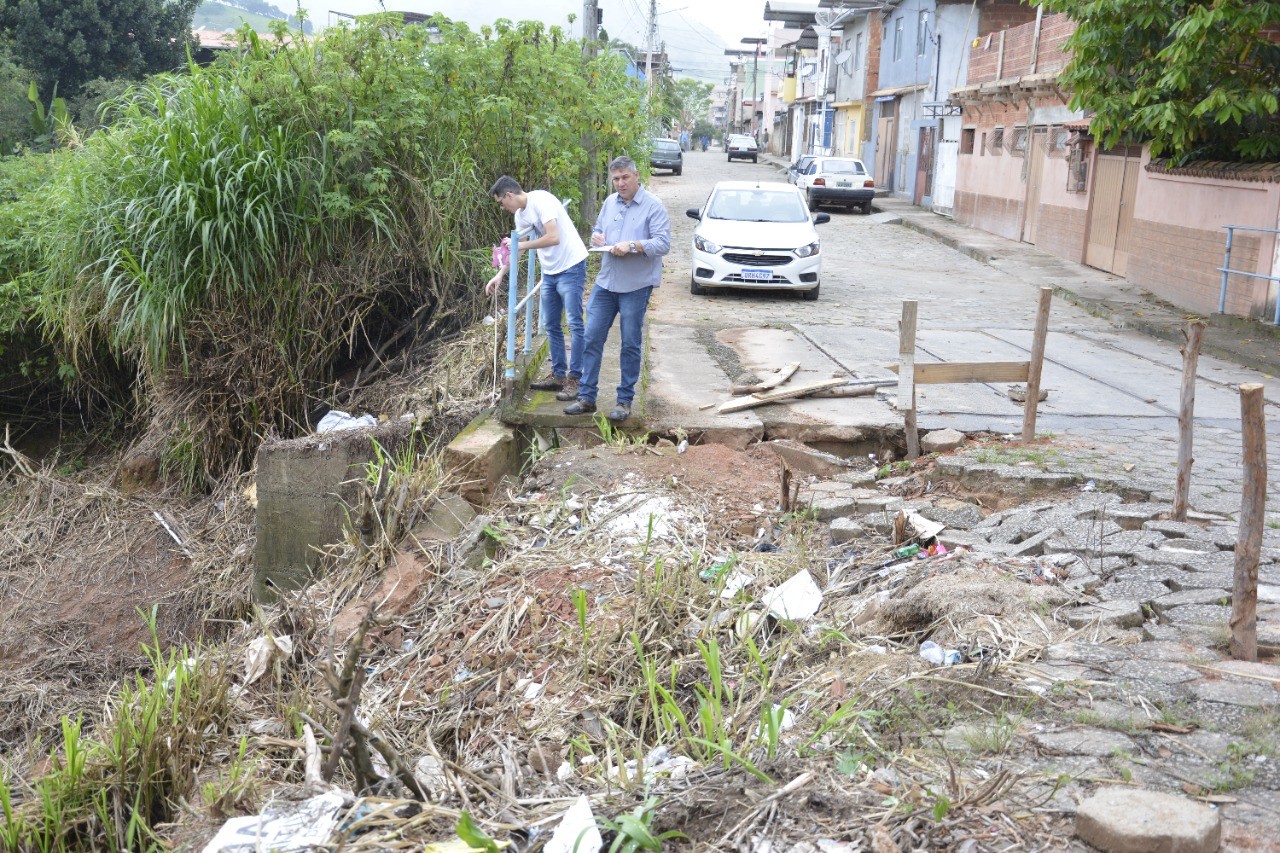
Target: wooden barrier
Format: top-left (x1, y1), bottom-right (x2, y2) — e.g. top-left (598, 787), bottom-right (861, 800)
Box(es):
top-left (1173, 321), bottom-right (1207, 521)
top-left (1230, 382), bottom-right (1267, 661)
top-left (897, 288), bottom-right (1052, 458)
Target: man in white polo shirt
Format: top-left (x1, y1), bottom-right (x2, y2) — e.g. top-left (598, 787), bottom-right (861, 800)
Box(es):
top-left (486, 176), bottom-right (590, 401)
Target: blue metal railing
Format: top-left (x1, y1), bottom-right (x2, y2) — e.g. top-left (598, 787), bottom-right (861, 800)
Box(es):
top-left (1218, 224), bottom-right (1280, 326)
top-left (503, 227), bottom-right (543, 385)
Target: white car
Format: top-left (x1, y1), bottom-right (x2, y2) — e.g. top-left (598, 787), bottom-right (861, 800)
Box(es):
top-left (685, 180), bottom-right (830, 300)
top-left (726, 134), bottom-right (759, 163)
top-left (796, 156), bottom-right (875, 213)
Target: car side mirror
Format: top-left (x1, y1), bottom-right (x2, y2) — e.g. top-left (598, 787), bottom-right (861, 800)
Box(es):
top-left (685, 208), bottom-right (701, 220)
top-left (813, 213), bottom-right (831, 225)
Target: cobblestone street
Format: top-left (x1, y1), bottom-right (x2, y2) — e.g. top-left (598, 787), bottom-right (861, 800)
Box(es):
top-left (645, 149), bottom-right (1280, 522)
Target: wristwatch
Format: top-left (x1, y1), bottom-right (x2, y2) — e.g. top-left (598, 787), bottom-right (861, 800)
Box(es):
top-left (628, 241), bottom-right (637, 254)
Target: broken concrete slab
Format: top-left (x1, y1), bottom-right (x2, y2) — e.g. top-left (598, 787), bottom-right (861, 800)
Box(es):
top-left (444, 411), bottom-right (523, 508)
top-left (1067, 599), bottom-right (1146, 629)
top-left (920, 428), bottom-right (966, 454)
top-left (1152, 588), bottom-right (1231, 613)
top-left (1075, 787), bottom-right (1221, 853)
top-left (1042, 641), bottom-right (1130, 665)
top-left (1031, 728), bottom-right (1135, 757)
top-left (807, 495), bottom-right (861, 521)
top-left (1008, 528), bottom-right (1060, 557)
top-left (1110, 659), bottom-right (1202, 685)
top-left (917, 498), bottom-right (984, 530)
top-left (1158, 538), bottom-right (1219, 553)
top-left (829, 518), bottom-right (864, 545)
top-left (1189, 679), bottom-right (1280, 708)
top-left (1162, 603), bottom-right (1233, 628)
top-left (254, 419), bottom-right (412, 600)
top-left (833, 468), bottom-right (877, 488)
top-left (1096, 581), bottom-right (1170, 605)
top-left (1104, 503), bottom-right (1167, 530)
top-left (411, 492), bottom-right (477, 541)
top-left (767, 439), bottom-right (857, 478)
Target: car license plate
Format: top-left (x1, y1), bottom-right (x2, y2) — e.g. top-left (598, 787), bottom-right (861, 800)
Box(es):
top-left (742, 269), bottom-right (772, 281)
top-left (837, 180), bottom-right (851, 187)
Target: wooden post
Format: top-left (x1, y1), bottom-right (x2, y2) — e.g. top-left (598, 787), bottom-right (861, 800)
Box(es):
top-left (1173, 320), bottom-right (1207, 521)
top-left (899, 301), bottom-right (919, 459)
top-left (1021, 287), bottom-right (1052, 443)
top-left (1230, 383), bottom-right (1267, 662)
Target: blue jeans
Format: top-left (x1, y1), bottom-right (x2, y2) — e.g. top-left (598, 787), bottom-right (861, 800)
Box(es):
top-left (540, 260), bottom-right (586, 378)
top-left (578, 285), bottom-right (652, 406)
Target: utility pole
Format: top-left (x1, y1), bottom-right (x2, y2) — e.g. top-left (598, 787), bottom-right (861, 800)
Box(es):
top-left (741, 37), bottom-right (767, 139)
top-left (580, 0), bottom-right (601, 225)
top-left (645, 0), bottom-right (658, 94)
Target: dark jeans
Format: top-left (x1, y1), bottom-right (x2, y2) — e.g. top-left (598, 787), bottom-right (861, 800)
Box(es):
top-left (540, 259), bottom-right (586, 378)
top-left (577, 285), bottom-right (652, 406)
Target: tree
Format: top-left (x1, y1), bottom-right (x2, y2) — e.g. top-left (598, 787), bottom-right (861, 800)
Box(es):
top-left (1043, 0), bottom-right (1280, 163)
top-left (0, 0), bottom-right (201, 98)
top-left (673, 77), bottom-right (713, 134)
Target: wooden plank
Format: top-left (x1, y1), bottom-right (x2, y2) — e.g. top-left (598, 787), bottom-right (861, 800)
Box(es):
top-left (1230, 382), bottom-right (1267, 662)
top-left (717, 378), bottom-right (848, 413)
top-left (1021, 287), bottom-right (1053, 442)
top-left (913, 361), bottom-right (1030, 385)
top-left (1173, 320), bottom-right (1206, 521)
top-left (731, 361), bottom-right (800, 396)
top-left (899, 301), bottom-right (919, 460)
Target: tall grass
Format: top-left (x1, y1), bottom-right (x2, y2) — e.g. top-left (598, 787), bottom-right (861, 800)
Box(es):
top-left (33, 16), bottom-right (650, 487)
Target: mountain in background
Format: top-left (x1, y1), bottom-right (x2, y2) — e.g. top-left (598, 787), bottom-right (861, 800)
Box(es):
top-left (194, 1), bottom-right (313, 34)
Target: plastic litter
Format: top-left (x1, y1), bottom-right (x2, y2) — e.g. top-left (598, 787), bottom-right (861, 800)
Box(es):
top-left (892, 544), bottom-right (920, 559)
top-left (544, 796), bottom-right (603, 853)
top-left (677, 439), bottom-right (688, 453)
top-left (202, 790), bottom-right (346, 852)
top-left (316, 410), bottom-right (377, 433)
top-left (242, 634), bottom-right (292, 685)
top-left (761, 570), bottom-right (824, 621)
top-left (919, 640), bottom-right (962, 666)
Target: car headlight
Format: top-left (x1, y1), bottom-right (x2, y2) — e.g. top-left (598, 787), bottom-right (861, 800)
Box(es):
top-left (793, 241), bottom-right (820, 258)
top-left (694, 235), bottom-right (722, 254)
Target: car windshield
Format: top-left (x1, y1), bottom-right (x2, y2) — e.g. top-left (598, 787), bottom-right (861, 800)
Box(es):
top-left (818, 159), bottom-right (866, 175)
top-left (731, 136), bottom-right (756, 146)
top-left (654, 140), bottom-right (680, 152)
top-left (707, 189), bottom-right (809, 223)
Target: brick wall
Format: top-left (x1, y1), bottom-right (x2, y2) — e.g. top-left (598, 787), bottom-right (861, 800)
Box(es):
top-left (1129, 221), bottom-right (1261, 316)
top-left (955, 190), bottom-right (1024, 241)
top-left (973, 1), bottom-right (1040, 38)
top-left (968, 12), bottom-right (1075, 84)
top-left (1035, 204), bottom-right (1086, 262)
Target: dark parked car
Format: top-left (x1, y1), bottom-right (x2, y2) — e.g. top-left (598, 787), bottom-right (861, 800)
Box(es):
top-left (726, 134), bottom-right (759, 163)
top-left (650, 138), bottom-right (683, 175)
top-left (786, 155), bottom-right (816, 185)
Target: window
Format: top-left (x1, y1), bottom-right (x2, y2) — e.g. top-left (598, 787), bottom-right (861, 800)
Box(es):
top-left (893, 17), bottom-right (903, 61)
top-left (980, 132), bottom-right (987, 156)
top-left (917, 11), bottom-right (928, 56)
top-left (960, 128), bottom-right (976, 155)
top-left (1011, 126), bottom-right (1028, 156)
top-left (991, 126), bottom-right (1004, 155)
top-left (853, 33), bottom-right (862, 71)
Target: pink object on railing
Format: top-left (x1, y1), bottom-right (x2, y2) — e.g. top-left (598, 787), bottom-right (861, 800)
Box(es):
top-left (492, 236), bottom-right (511, 269)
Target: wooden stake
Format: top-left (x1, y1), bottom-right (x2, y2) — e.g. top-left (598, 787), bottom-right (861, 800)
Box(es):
top-left (1173, 320), bottom-right (1206, 521)
top-left (1230, 382), bottom-right (1267, 662)
top-left (899, 301), bottom-right (919, 459)
top-left (1021, 287), bottom-right (1052, 443)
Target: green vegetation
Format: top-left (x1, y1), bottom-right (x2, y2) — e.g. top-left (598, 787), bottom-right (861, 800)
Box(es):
top-left (1044, 0), bottom-right (1280, 162)
top-left (1, 15), bottom-right (649, 485)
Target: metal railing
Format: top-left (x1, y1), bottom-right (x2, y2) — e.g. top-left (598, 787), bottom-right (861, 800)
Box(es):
top-left (1218, 224), bottom-right (1280, 325)
top-left (504, 227), bottom-right (542, 385)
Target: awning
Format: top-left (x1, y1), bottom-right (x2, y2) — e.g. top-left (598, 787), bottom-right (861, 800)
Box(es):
top-left (868, 83), bottom-right (928, 99)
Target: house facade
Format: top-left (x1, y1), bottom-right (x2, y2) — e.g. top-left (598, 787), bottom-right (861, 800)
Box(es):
top-left (951, 12), bottom-right (1280, 321)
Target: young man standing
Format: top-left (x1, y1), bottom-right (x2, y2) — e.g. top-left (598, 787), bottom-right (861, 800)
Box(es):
top-left (487, 176), bottom-right (589, 401)
top-left (563, 156), bottom-right (671, 422)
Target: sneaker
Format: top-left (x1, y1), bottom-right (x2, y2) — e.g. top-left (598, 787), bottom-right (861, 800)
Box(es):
top-left (563, 398), bottom-right (596, 415)
top-left (607, 402), bottom-right (631, 422)
top-left (554, 377), bottom-right (580, 401)
top-left (530, 372), bottom-right (565, 391)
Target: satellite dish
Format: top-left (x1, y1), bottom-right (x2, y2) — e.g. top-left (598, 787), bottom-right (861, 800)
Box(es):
top-left (835, 49), bottom-right (852, 65)
top-left (799, 62), bottom-right (816, 78)
top-left (815, 9), bottom-right (837, 28)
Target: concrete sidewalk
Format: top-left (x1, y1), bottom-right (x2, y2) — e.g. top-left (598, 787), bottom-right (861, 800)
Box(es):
top-left (760, 152), bottom-right (1280, 380)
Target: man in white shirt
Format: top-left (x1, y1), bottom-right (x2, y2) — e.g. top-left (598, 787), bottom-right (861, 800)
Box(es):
top-left (487, 176), bottom-right (589, 400)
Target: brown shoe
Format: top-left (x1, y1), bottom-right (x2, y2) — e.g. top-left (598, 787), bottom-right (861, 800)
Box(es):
top-left (554, 377), bottom-right (580, 401)
top-left (529, 372), bottom-right (565, 391)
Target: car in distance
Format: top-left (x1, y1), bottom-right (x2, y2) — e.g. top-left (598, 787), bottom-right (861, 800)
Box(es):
top-left (686, 180), bottom-right (830, 301)
top-left (650, 137), bottom-right (683, 175)
top-left (726, 134), bottom-right (759, 163)
top-left (797, 156), bottom-right (875, 213)
top-left (786, 154), bottom-right (816, 185)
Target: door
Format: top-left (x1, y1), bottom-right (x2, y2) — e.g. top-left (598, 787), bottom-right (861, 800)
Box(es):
top-left (874, 100), bottom-right (896, 189)
top-left (914, 126), bottom-right (936, 205)
top-left (1021, 128), bottom-right (1046, 244)
top-left (1085, 146), bottom-right (1141, 275)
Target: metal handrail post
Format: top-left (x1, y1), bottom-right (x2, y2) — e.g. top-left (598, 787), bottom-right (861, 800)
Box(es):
top-left (524, 249), bottom-right (537, 354)
top-left (1218, 226), bottom-right (1234, 314)
top-left (505, 230), bottom-right (519, 384)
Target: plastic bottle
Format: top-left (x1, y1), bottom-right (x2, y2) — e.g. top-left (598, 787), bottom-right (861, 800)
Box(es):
top-left (892, 544), bottom-right (920, 559)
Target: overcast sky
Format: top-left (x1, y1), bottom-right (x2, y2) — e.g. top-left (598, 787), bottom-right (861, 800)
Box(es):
top-left (286, 0), bottom-right (775, 82)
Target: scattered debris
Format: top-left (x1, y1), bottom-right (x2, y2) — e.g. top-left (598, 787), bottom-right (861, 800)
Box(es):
top-left (317, 410), bottom-right (378, 432)
top-left (202, 790), bottom-right (348, 853)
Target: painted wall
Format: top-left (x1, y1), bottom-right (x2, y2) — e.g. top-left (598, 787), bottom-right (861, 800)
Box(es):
top-left (1129, 160), bottom-right (1280, 317)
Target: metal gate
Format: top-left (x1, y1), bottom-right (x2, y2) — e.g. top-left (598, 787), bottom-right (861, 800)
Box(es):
top-left (1085, 145), bottom-right (1142, 275)
top-left (914, 126), bottom-right (936, 206)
